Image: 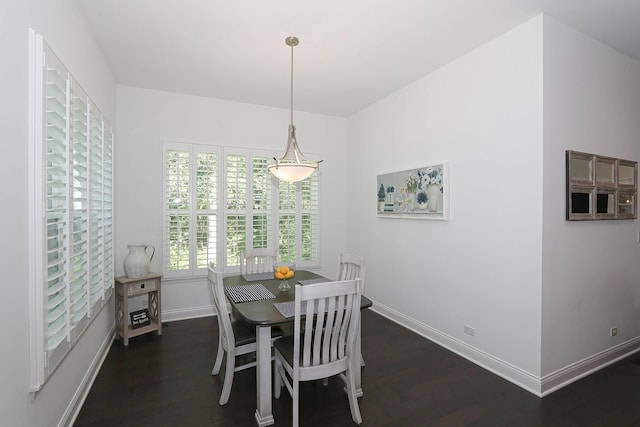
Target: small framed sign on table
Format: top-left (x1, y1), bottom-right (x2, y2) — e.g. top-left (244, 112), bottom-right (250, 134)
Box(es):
top-left (130, 309), bottom-right (151, 329)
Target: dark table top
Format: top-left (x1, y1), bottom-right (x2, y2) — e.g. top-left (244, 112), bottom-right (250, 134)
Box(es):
top-left (224, 270), bottom-right (372, 326)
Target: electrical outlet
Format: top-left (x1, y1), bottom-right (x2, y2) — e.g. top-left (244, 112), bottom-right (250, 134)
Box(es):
top-left (464, 324), bottom-right (475, 337)
top-left (610, 327), bottom-right (618, 337)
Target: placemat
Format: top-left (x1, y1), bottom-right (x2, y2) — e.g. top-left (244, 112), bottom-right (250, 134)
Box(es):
top-left (273, 300), bottom-right (319, 318)
top-left (226, 284), bottom-right (275, 303)
top-left (242, 272), bottom-right (275, 282)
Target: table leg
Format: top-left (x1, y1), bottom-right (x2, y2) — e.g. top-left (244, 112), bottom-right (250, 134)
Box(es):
top-left (254, 325), bottom-right (274, 427)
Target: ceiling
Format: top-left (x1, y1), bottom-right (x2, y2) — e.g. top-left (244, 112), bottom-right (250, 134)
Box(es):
top-left (75, 0), bottom-right (640, 117)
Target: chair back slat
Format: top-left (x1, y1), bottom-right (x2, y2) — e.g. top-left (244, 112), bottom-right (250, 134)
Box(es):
top-left (240, 248), bottom-right (278, 274)
top-left (337, 295), bottom-right (352, 360)
top-left (302, 304), bottom-right (313, 367)
top-left (322, 296), bottom-right (337, 363)
top-left (312, 297), bottom-right (326, 366)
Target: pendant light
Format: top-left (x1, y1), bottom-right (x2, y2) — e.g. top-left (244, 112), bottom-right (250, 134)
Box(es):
top-left (268, 36), bottom-right (322, 182)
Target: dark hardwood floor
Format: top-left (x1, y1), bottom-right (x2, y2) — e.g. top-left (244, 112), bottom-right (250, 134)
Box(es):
top-left (75, 310), bottom-right (640, 426)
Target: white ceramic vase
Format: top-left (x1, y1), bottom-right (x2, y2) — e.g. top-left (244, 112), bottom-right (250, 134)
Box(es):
top-left (123, 244), bottom-right (155, 278)
top-left (426, 184), bottom-right (440, 212)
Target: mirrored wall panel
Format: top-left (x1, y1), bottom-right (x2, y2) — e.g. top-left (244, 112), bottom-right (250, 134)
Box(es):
top-left (566, 150), bottom-right (637, 221)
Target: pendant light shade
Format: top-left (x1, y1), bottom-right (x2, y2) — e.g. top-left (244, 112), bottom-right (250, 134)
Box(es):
top-left (268, 36), bottom-right (321, 182)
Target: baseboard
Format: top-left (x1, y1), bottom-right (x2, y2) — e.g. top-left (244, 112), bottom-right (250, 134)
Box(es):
top-left (370, 301), bottom-right (543, 395)
top-left (371, 300), bottom-right (640, 397)
top-left (540, 336), bottom-right (640, 395)
top-left (62, 325), bottom-right (116, 427)
top-left (162, 305), bottom-right (215, 322)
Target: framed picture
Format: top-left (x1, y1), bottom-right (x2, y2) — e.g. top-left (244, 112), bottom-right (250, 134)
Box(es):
top-left (376, 163), bottom-right (449, 220)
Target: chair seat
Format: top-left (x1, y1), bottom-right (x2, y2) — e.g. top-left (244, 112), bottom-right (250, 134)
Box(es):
top-left (232, 319), bottom-right (283, 347)
top-left (273, 335), bottom-right (295, 366)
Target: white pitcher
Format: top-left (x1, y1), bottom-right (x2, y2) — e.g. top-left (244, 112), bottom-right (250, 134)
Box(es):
top-left (123, 244), bottom-right (155, 278)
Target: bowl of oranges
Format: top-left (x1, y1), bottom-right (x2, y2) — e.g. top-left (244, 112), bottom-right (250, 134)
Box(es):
top-left (274, 262), bottom-right (295, 291)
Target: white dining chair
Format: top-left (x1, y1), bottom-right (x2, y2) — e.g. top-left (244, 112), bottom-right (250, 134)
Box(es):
top-left (240, 248), bottom-right (278, 274)
top-left (208, 262), bottom-right (283, 405)
top-left (337, 253), bottom-right (365, 286)
top-left (273, 279), bottom-right (363, 426)
top-left (337, 253), bottom-right (366, 367)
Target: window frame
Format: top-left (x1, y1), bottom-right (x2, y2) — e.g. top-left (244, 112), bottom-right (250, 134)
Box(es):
top-left (162, 141), bottom-right (320, 278)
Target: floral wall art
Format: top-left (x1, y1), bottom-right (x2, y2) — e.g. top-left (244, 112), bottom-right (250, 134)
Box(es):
top-left (376, 163), bottom-right (449, 220)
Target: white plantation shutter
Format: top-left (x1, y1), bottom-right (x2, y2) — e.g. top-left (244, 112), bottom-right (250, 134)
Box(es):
top-left (43, 47), bottom-right (70, 370)
top-left (29, 31), bottom-right (114, 393)
top-left (251, 156), bottom-right (272, 251)
top-left (69, 78), bottom-right (89, 338)
top-left (88, 100), bottom-right (105, 308)
top-left (196, 152), bottom-right (218, 269)
top-left (278, 174), bottom-right (319, 267)
top-left (103, 123), bottom-right (114, 301)
top-left (165, 148), bottom-right (191, 273)
top-left (278, 180), bottom-right (297, 262)
top-left (164, 143), bottom-right (221, 277)
top-left (225, 153), bottom-right (247, 268)
top-left (300, 172), bottom-right (320, 264)
top-left (224, 149), bottom-right (274, 271)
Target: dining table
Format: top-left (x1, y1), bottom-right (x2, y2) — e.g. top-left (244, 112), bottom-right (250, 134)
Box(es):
top-left (223, 269), bottom-right (372, 427)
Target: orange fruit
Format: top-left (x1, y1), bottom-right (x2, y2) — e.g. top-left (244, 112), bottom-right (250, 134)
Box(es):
top-left (285, 270), bottom-right (294, 279)
top-left (279, 266), bottom-right (290, 275)
top-left (274, 271), bottom-right (285, 280)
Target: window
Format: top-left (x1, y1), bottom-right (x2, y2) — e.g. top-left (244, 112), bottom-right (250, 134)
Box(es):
top-left (163, 142), bottom-right (320, 277)
top-left (28, 30), bottom-right (114, 393)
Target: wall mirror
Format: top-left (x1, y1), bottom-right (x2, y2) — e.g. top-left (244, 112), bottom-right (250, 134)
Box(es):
top-left (618, 161), bottom-right (636, 188)
top-left (566, 150), bottom-right (637, 221)
top-left (596, 191), bottom-right (616, 217)
top-left (618, 192), bottom-right (635, 218)
top-left (595, 157), bottom-right (615, 187)
top-left (569, 154), bottom-right (593, 184)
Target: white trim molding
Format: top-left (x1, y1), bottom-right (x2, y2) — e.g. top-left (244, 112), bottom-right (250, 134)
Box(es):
top-left (63, 327), bottom-right (115, 427)
top-left (162, 306), bottom-right (215, 323)
top-left (540, 336), bottom-right (640, 396)
top-left (370, 301), bottom-right (542, 395)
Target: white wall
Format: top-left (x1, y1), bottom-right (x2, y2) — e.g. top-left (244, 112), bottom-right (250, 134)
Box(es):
top-left (542, 17), bottom-right (640, 383)
top-left (347, 16), bottom-right (545, 389)
top-left (115, 86), bottom-right (349, 320)
top-left (0, 1), bottom-right (116, 426)
top-left (348, 13), bottom-right (640, 396)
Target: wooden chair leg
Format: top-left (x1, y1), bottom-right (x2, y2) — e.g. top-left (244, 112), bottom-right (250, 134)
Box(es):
top-left (345, 367), bottom-right (362, 425)
top-left (274, 356), bottom-right (282, 399)
top-left (219, 352), bottom-right (235, 405)
top-left (212, 336), bottom-right (224, 375)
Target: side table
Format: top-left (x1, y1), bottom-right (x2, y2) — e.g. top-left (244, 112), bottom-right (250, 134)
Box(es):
top-left (115, 272), bottom-right (162, 346)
